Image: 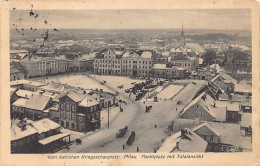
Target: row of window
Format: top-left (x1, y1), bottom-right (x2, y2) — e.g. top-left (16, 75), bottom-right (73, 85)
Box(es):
top-left (96, 59), bottom-right (152, 64)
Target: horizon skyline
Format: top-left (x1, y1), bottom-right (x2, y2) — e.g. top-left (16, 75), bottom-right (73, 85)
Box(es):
top-left (10, 9), bottom-right (251, 31)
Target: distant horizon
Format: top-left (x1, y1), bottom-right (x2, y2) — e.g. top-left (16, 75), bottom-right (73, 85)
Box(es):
top-left (11, 9), bottom-right (251, 30)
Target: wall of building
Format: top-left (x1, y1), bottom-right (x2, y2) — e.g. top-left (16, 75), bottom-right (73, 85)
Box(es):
top-left (181, 102), bottom-right (215, 121)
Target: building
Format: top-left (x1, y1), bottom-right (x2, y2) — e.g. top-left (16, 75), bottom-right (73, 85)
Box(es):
top-left (11, 94), bottom-right (53, 121)
top-left (11, 118), bottom-right (71, 153)
top-left (226, 102), bottom-right (240, 123)
top-left (20, 55), bottom-right (68, 77)
top-left (93, 48), bottom-right (154, 77)
top-left (170, 53), bottom-right (199, 72)
top-left (10, 61), bottom-right (26, 81)
top-left (151, 64), bottom-right (186, 79)
top-left (93, 48), bottom-right (123, 75)
top-left (67, 53), bottom-right (95, 72)
top-left (11, 119), bottom-right (38, 153)
top-left (10, 80), bottom-right (45, 92)
top-left (179, 92), bottom-right (217, 121)
top-left (226, 46), bottom-right (252, 72)
top-left (158, 128), bottom-right (208, 152)
top-left (122, 51), bottom-right (153, 77)
top-left (58, 91), bottom-right (101, 133)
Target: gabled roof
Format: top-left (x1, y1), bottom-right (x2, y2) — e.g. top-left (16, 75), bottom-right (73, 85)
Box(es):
top-left (31, 118), bottom-right (60, 134)
top-left (180, 92), bottom-right (216, 119)
top-left (211, 73), bottom-right (237, 84)
top-left (192, 122), bottom-right (221, 137)
top-left (24, 94), bottom-right (51, 111)
top-left (158, 128), bottom-right (208, 152)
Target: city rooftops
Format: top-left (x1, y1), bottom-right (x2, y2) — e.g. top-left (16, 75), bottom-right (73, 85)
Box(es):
top-left (227, 102), bottom-right (240, 112)
top-left (11, 119), bottom-right (38, 141)
top-left (10, 79), bottom-right (45, 87)
top-left (12, 98), bottom-right (28, 107)
top-left (158, 128), bottom-right (207, 152)
top-left (32, 118), bottom-right (60, 134)
top-left (15, 89), bottom-right (34, 98)
top-left (24, 94), bottom-right (51, 111)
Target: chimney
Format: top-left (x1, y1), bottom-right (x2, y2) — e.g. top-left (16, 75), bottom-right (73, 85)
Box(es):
top-left (181, 129), bottom-right (186, 137)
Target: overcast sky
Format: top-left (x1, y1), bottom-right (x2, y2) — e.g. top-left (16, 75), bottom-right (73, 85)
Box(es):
top-left (10, 9), bottom-right (251, 30)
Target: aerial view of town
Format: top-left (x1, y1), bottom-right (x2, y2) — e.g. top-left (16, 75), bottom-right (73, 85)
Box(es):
top-left (9, 9), bottom-right (252, 153)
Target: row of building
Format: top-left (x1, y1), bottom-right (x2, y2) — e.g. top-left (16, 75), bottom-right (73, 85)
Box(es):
top-left (10, 52), bottom-right (95, 81)
top-left (10, 80), bottom-right (116, 133)
top-left (157, 72), bottom-right (252, 152)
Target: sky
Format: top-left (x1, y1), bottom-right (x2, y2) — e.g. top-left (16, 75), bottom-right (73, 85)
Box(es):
top-left (10, 9), bottom-right (251, 30)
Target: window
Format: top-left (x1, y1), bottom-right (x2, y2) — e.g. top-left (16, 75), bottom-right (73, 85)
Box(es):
top-left (71, 106), bottom-right (75, 112)
top-left (71, 123), bottom-right (75, 130)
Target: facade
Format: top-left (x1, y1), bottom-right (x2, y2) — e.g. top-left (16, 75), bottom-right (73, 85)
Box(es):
top-left (192, 122), bottom-right (221, 152)
top-left (93, 48), bottom-right (123, 75)
top-left (10, 61), bottom-right (26, 81)
top-left (58, 91), bottom-right (101, 133)
top-left (11, 94), bottom-right (52, 121)
top-left (20, 56), bottom-right (68, 77)
top-left (93, 48), bottom-right (153, 77)
top-left (226, 102), bottom-right (240, 123)
top-left (122, 51), bottom-right (153, 77)
top-left (11, 119), bottom-right (38, 153)
top-left (151, 64), bottom-right (186, 79)
top-left (170, 53), bottom-right (199, 72)
top-left (179, 92), bottom-right (216, 121)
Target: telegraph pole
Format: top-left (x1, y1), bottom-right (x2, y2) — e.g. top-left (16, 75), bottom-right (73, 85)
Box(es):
top-left (108, 104), bottom-right (110, 129)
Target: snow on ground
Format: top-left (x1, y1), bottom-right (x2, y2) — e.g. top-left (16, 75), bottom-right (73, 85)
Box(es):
top-left (89, 74), bottom-right (145, 91)
top-left (32, 74), bottom-right (209, 153)
top-left (157, 84), bottom-right (184, 99)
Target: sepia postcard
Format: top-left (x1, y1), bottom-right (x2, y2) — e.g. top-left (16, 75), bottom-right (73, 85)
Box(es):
top-left (0, 0), bottom-right (259, 165)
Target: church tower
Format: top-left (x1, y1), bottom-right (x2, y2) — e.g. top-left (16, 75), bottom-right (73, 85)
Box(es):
top-left (179, 22), bottom-right (186, 46)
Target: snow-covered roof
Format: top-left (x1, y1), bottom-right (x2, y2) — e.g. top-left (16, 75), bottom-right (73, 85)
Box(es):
top-left (24, 94), bottom-right (51, 111)
top-left (32, 118), bottom-right (60, 134)
top-left (12, 98), bottom-right (28, 107)
top-left (11, 120), bottom-right (38, 141)
top-left (192, 122), bottom-right (221, 137)
top-left (141, 51), bottom-right (152, 59)
top-left (211, 73), bottom-right (237, 85)
top-left (227, 102), bottom-right (240, 112)
top-left (79, 95), bottom-right (99, 107)
top-left (38, 133), bottom-right (70, 145)
top-left (16, 89), bottom-right (34, 98)
top-left (10, 80), bottom-right (45, 87)
top-left (180, 92), bottom-right (216, 119)
top-left (240, 113), bottom-right (252, 128)
top-left (158, 128), bottom-right (207, 152)
top-left (234, 84), bottom-right (252, 94)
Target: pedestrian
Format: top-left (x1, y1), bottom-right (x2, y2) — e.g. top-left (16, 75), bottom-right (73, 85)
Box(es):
top-left (154, 149), bottom-right (157, 153)
top-left (122, 144), bottom-right (125, 150)
top-left (155, 124), bottom-right (157, 128)
top-left (176, 108), bottom-right (177, 111)
top-left (137, 146), bottom-right (139, 152)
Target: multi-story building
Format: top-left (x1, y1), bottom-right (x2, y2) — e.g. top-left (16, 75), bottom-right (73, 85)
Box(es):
top-left (151, 64), bottom-right (186, 79)
top-left (58, 91), bottom-right (101, 133)
top-left (93, 48), bottom-right (123, 75)
top-left (122, 51), bottom-right (153, 77)
top-left (20, 55), bottom-right (68, 77)
top-left (170, 53), bottom-right (199, 72)
top-left (93, 48), bottom-right (153, 77)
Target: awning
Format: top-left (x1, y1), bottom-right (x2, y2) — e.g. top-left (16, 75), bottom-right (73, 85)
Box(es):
top-left (38, 133), bottom-right (71, 145)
